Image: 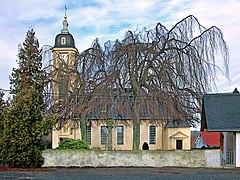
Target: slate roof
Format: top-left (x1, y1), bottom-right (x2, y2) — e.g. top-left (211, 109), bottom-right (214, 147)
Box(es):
top-left (201, 93), bottom-right (240, 132)
top-left (165, 121), bottom-right (191, 128)
top-left (54, 33), bottom-right (76, 48)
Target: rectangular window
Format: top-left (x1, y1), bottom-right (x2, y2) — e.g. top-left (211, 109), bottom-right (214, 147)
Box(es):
top-left (149, 126), bottom-right (156, 144)
top-left (117, 126), bottom-right (124, 145)
top-left (58, 79), bottom-right (67, 99)
top-left (86, 126), bottom-right (91, 145)
top-left (101, 126), bottom-right (107, 145)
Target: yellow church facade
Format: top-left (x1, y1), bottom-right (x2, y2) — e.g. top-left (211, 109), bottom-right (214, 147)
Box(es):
top-left (51, 15), bottom-right (191, 151)
top-left (52, 119), bottom-right (191, 151)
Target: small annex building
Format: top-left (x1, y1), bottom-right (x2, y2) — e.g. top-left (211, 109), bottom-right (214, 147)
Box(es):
top-left (51, 14), bottom-right (192, 151)
top-left (201, 89), bottom-right (240, 167)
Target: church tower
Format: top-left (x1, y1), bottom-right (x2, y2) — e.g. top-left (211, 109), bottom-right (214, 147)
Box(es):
top-left (52, 13), bottom-right (78, 99)
top-left (52, 13), bottom-right (79, 148)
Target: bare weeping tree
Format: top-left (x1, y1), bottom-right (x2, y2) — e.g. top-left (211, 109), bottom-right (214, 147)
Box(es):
top-left (45, 15), bottom-right (229, 150)
top-left (74, 39), bottom-right (109, 142)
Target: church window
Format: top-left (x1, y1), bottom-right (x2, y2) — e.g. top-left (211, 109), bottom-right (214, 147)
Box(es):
top-left (117, 126), bottom-right (124, 145)
top-left (86, 126), bottom-right (91, 145)
top-left (101, 126), bottom-right (107, 145)
top-left (59, 79), bottom-right (67, 99)
top-left (149, 125), bottom-right (156, 144)
top-left (61, 37), bottom-right (66, 45)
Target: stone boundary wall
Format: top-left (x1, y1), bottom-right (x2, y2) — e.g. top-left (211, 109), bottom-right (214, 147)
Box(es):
top-left (42, 149), bottom-right (221, 168)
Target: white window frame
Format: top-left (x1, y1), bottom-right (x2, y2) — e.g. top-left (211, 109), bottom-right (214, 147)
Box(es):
top-left (117, 126), bottom-right (124, 145)
top-left (61, 37), bottom-right (66, 45)
top-left (101, 126), bottom-right (107, 145)
top-left (86, 126), bottom-right (91, 145)
top-left (149, 125), bottom-right (156, 144)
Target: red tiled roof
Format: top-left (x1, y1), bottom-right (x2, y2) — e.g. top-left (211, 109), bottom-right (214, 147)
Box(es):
top-left (200, 132), bottom-right (220, 147)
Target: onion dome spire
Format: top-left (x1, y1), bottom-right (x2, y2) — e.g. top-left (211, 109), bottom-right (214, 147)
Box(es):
top-left (61, 6), bottom-right (69, 34)
top-left (54, 5), bottom-right (76, 48)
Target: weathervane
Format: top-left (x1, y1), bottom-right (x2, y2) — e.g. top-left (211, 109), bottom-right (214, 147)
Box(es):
top-left (65, 5), bottom-right (67, 17)
top-left (61, 5), bottom-right (69, 33)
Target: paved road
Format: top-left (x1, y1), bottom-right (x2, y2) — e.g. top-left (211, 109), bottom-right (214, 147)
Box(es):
top-left (1, 167), bottom-right (240, 180)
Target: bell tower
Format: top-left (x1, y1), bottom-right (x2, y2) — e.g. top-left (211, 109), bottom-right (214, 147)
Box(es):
top-left (52, 11), bottom-right (79, 148)
top-left (52, 13), bottom-right (79, 100)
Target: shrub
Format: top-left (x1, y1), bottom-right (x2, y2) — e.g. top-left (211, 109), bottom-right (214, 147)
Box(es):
top-left (56, 139), bottom-right (90, 150)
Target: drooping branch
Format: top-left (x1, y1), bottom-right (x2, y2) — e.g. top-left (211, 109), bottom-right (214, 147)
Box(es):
top-left (43, 15), bottom-right (229, 129)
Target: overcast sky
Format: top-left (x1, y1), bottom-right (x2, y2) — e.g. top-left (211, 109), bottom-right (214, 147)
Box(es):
top-left (0, 0), bottom-right (239, 95)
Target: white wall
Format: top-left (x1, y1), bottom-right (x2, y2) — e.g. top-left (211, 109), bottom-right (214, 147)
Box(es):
top-left (236, 133), bottom-right (240, 167)
top-left (42, 149), bottom-right (221, 168)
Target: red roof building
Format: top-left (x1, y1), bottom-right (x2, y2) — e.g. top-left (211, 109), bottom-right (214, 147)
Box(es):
top-left (195, 132), bottom-right (221, 148)
top-left (200, 132), bottom-right (220, 147)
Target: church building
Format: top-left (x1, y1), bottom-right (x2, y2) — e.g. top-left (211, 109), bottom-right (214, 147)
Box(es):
top-left (51, 14), bottom-right (191, 151)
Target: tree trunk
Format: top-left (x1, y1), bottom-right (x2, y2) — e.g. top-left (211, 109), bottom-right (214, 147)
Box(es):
top-left (107, 119), bottom-right (113, 150)
top-left (132, 98), bottom-right (141, 150)
top-left (133, 120), bottom-right (140, 150)
top-left (80, 118), bottom-right (87, 143)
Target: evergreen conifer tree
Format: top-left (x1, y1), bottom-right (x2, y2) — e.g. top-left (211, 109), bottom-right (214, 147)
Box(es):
top-left (1, 29), bottom-right (50, 167)
top-left (0, 91), bottom-right (5, 156)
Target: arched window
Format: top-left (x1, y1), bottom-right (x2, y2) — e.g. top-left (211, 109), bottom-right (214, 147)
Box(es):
top-left (61, 37), bottom-right (66, 45)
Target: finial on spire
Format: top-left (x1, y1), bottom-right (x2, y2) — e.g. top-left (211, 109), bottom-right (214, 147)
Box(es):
top-left (61, 5), bottom-right (69, 34)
